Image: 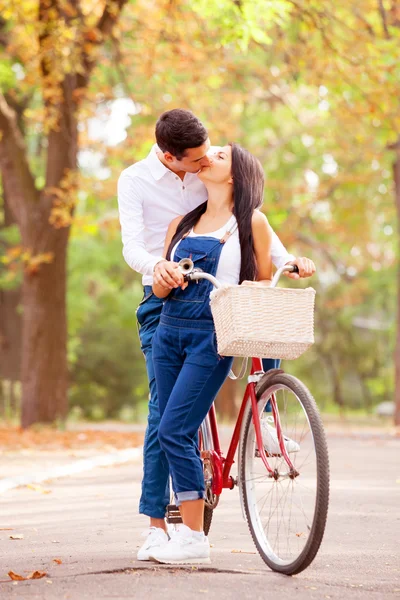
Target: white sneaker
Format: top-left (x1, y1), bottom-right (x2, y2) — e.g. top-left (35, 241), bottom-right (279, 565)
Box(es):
top-left (150, 524), bottom-right (211, 565)
top-left (137, 527), bottom-right (169, 561)
top-left (261, 416), bottom-right (300, 456)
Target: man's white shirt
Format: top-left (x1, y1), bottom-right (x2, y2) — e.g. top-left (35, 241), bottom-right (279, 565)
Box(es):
top-left (118, 145), bottom-right (295, 286)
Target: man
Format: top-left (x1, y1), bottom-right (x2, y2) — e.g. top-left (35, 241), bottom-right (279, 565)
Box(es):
top-left (117, 109), bottom-right (315, 561)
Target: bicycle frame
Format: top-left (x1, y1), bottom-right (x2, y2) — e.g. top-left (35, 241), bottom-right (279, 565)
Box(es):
top-left (206, 357), bottom-right (298, 496)
top-left (180, 260), bottom-right (301, 495)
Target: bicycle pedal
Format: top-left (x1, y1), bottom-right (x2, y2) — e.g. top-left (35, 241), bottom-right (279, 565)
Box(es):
top-left (166, 503), bottom-right (183, 525)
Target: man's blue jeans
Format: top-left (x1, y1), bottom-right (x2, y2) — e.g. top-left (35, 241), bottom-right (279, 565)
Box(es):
top-left (262, 358), bottom-right (281, 372)
top-left (136, 288), bottom-right (169, 519)
top-left (136, 288), bottom-right (281, 518)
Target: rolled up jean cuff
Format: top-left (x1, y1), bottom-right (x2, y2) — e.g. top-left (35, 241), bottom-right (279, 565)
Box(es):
top-left (174, 491), bottom-right (205, 506)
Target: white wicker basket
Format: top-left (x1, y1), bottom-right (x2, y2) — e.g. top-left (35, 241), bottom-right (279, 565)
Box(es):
top-left (210, 285), bottom-right (316, 359)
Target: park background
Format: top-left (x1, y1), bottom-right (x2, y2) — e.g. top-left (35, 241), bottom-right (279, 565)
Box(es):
top-left (0, 0), bottom-right (399, 431)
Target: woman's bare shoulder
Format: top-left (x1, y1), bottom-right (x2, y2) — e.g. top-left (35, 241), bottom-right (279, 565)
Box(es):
top-left (251, 209), bottom-right (269, 229)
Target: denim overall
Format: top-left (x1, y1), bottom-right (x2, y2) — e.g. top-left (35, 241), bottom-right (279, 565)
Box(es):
top-left (136, 238), bottom-right (280, 518)
top-left (152, 231), bottom-right (234, 505)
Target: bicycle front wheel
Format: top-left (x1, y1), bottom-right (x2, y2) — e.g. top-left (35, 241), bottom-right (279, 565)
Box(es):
top-left (239, 372), bottom-right (329, 575)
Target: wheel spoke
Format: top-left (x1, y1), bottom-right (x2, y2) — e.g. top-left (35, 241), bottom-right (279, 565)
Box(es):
top-left (240, 376), bottom-right (329, 574)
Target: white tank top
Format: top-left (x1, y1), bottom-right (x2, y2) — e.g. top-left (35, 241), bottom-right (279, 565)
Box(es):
top-left (171, 214), bottom-right (241, 286)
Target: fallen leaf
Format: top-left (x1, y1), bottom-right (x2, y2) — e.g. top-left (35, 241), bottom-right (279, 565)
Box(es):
top-left (8, 570), bottom-right (47, 581)
top-left (27, 571), bottom-right (47, 580)
top-left (9, 534), bottom-right (24, 540)
top-left (0, 426), bottom-right (142, 452)
top-left (26, 484), bottom-right (52, 494)
top-left (53, 558), bottom-right (62, 565)
top-left (231, 549), bottom-right (257, 554)
top-left (8, 571), bottom-right (25, 581)
top-left (0, 528), bottom-right (13, 531)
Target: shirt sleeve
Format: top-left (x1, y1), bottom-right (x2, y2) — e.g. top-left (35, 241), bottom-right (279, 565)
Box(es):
top-left (269, 225), bottom-right (295, 269)
top-left (117, 172), bottom-right (163, 275)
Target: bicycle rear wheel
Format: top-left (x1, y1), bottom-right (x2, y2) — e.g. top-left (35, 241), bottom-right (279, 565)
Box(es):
top-left (168, 415), bottom-right (216, 535)
top-left (239, 372), bottom-right (329, 575)
top-left (199, 414), bottom-right (218, 536)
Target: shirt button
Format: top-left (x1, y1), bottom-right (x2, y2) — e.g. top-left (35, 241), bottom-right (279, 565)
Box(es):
top-left (175, 176), bottom-right (179, 180)
top-left (182, 186), bottom-right (185, 190)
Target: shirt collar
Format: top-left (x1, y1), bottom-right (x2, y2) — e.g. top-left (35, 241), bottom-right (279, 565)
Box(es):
top-left (145, 144), bottom-right (171, 181)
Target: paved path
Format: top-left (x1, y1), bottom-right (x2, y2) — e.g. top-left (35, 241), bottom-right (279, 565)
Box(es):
top-left (0, 432), bottom-right (399, 599)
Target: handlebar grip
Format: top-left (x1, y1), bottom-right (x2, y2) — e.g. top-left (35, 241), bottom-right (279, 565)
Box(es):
top-left (289, 264), bottom-right (299, 274)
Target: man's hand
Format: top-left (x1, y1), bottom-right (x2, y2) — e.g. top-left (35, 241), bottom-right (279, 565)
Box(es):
top-left (284, 257), bottom-right (316, 280)
top-left (154, 260), bottom-right (185, 290)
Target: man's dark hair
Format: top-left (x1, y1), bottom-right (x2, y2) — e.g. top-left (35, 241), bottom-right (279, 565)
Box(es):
top-left (155, 109), bottom-right (208, 159)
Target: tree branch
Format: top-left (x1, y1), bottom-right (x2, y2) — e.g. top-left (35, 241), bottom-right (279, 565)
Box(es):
top-left (295, 232), bottom-right (353, 282)
top-left (378, 0), bottom-right (390, 38)
top-left (97, 0), bottom-right (128, 37)
top-left (77, 0), bottom-right (128, 88)
top-left (0, 93), bottom-right (39, 224)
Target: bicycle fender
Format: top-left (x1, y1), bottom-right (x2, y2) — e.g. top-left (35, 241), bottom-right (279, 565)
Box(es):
top-left (255, 368), bottom-right (284, 395)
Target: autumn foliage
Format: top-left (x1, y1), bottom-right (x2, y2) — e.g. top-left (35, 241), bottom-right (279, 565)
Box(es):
top-left (0, 0), bottom-right (399, 425)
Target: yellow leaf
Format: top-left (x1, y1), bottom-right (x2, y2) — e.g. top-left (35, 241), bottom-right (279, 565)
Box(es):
top-left (26, 484), bottom-right (52, 494)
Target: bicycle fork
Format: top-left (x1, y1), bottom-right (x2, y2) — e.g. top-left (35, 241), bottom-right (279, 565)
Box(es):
top-left (248, 379), bottom-right (299, 480)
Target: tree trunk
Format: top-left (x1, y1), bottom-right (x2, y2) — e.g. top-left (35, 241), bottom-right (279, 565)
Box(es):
top-left (393, 145), bottom-right (400, 426)
top-left (0, 178), bottom-right (22, 382)
top-left (215, 377), bottom-right (239, 422)
top-left (18, 66), bottom-right (77, 427)
top-left (0, 0), bottom-right (127, 427)
top-left (21, 225), bottom-right (69, 427)
top-left (319, 351), bottom-right (345, 412)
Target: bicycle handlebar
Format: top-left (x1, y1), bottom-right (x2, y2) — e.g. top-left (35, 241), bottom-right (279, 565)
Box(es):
top-left (178, 259), bottom-right (299, 289)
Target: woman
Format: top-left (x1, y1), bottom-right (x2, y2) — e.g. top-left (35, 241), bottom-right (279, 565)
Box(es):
top-left (150, 143), bottom-right (272, 565)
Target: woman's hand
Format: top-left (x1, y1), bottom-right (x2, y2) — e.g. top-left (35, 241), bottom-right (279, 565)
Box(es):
top-left (284, 257), bottom-right (316, 280)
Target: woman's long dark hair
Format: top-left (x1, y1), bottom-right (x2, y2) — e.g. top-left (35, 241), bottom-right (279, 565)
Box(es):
top-left (166, 143), bottom-right (265, 283)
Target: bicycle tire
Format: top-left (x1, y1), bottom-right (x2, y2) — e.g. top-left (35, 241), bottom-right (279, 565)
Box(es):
top-left (168, 416), bottom-right (215, 535)
top-left (239, 371), bottom-right (329, 575)
top-left (166, 499), bottom-right (212, 534)
top-left (199, 415), bottom-right (217, 537)
top-left (203, 505), bottom-right (213, 536)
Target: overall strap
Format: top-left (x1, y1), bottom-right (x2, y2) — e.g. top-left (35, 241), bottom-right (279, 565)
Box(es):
top-left (182, 215), bottom-right (238, 243)
top-left (220, 217), bottom-right (238, 244)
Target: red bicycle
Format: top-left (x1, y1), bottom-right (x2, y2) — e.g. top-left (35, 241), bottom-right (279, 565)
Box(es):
top-left (167, 264), bottom-right (330, 576)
